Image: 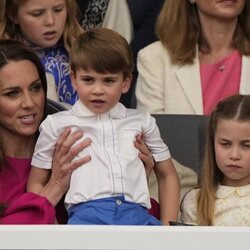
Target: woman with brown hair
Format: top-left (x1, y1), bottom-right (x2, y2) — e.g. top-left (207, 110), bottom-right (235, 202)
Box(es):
top-left (135, 0), bottom-right (250, 115)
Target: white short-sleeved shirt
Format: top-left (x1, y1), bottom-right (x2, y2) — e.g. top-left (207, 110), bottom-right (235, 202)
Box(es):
top-left (32, 101), bottom-right (170, 208)
top-left (181, 184), bottom-right (250, 226)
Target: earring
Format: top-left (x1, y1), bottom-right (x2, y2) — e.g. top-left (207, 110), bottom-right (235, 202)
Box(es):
top-left (189, 0), bottom-right (195, 4)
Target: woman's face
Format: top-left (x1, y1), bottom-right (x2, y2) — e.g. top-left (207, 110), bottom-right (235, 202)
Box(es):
top-left (0, 60), bottom-right (45, 137)
top-left (14, 0), bottom-right (67, 48)
top-left (195, 0), bottom-right (245, 21)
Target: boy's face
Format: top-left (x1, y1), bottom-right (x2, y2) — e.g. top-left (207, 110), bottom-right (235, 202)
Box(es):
top-left (71, 68), bottom-right (131, 114)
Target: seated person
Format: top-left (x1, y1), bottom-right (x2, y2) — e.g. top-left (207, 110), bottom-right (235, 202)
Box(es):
top-left (27, 27), bottom-right (180, 225)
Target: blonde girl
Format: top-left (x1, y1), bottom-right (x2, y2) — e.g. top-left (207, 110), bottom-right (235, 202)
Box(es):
top-left (181, 94), bottom-right (250, 226)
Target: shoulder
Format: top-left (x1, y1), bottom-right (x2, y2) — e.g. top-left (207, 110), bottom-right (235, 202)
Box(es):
top-left (180, 188), bottom-right (199, 225)
top-left (126, 108), bottom-right (151, 118)
top-left (41, 110), bottom-right (72, 128)
top-left (125, 108), bottom-right (155, 127)
top-left (138, 41), bottom-right (167, 58)
top-left (182, 188), bottom-right (199, 207)
top-left (46, 109), bottom-right (71, 120)
top-left (137, 41), bottom-right (172, 70)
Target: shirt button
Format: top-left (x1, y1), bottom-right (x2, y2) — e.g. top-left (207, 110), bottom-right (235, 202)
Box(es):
top-left (116, 199), bottom-right (122, 205)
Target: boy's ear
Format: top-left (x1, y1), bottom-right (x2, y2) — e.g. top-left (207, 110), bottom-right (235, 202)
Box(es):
top-left (122, 73), bottom-right (132, 94)
top-left (70, 70), bottom-right (77, 90)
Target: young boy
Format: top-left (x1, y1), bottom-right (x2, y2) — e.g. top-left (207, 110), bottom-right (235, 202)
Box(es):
top-left (28, 27), bottom-right (180, 225)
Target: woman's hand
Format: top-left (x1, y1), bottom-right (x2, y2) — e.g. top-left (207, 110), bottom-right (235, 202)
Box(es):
top-left (134, 134), bottom-right (154, 179)
top-left (41, 128), bottom-right (91, 206)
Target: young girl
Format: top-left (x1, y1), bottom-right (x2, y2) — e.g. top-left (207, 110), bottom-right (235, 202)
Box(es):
top-left (181, 94), bottom-right (250, 226)
top-left (0, 0), bottom-right (83, 105)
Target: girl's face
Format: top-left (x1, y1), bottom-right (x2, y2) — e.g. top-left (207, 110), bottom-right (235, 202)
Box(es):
top-left (15, 0), bottom-right (67, 48)
top-left (196, 0), bottom-right (245, 22)
top-left (0, 60), bottom-right (45, 138)
top-left (214, 118), bottom-right (250, 187)
top-left (71, 68), bottom-right (131, 115)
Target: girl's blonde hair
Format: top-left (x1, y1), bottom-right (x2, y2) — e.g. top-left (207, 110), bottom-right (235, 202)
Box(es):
top-left (197, 94), bottom-right (250, 225)
top-left (70, 27), bottom-right (134, 79)
top-left (156, 0), bottom-right (250, 65)
top-left (0, 0), bottom-right (84, 51)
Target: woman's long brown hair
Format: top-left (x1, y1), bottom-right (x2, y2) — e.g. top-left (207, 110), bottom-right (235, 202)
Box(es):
top-left (156, 0), bottom-right (250, 65)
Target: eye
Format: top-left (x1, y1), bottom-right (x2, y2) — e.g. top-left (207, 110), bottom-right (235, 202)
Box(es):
top-left (30, 11), bottom-right (43, 17)
top-left (30, 82), bottom-right (43, 92)
top-left (4, 90), bottom-right (20, 97)
top-left (53, 4), bottom-right (65, 13)
top-left (80, 77), bottom-right (94, 85)
top-left (104, 78), bottom-right (115, 85)
top-left (242, 143), bottom-right (250, 148)
top-left (219, 142), bottom-right (230, 147)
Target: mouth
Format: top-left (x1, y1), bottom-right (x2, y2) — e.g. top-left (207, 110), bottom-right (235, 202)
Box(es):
top-left (227, 164), bottom-right (242, 170)
top-left (19, 114), bottom-right (36, 124)
top-left (43, 31), bottom-right (57, 40)
top-left (91, 100), bottom-right (105, 104)
top-left (217, 0), bottom-right (237, 3)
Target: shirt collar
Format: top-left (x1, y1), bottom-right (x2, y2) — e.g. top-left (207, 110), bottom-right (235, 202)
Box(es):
top-left (70, 100), bottom-right (127, 119)
top-left (216, 184), bottom-right (250, 198)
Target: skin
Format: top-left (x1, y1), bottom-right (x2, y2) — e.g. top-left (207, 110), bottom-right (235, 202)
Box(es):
top-left (214, 118), bottom-right (250, 187)
top-left (71, 68), bottom-right (131, 115)
top-left (0, 60), bottom-right (44, 157)
top-left (196, 0), bottom-right (245, 21)
top-left (196, 0), bottom-right (246, 63)
top-left (14, 0), bottom-right (67, 48)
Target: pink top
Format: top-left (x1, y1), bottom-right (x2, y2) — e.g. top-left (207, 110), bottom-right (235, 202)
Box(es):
top-left (0, 157), bottom-right (55, 224)
top-left (200, 50), bottom-right (241, 115)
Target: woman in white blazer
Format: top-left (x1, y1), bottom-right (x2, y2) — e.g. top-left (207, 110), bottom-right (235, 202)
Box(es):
top-left (136, 0), bottom-right (250, 115)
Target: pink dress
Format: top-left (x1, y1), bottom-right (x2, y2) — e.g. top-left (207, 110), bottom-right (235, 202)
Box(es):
top-left (200, 50), bottom-right (241, 115)
top-left (0, 157), bottom-right (55, 224)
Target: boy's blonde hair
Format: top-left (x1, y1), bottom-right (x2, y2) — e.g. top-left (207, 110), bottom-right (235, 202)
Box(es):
top-left (70, 27), bottom-right (134, 79)
top-left (0, 0), bottom-right (83, 52)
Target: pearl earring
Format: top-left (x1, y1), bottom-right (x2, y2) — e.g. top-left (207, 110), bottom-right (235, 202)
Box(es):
top-left (189, 0), bottom-right (195, 4)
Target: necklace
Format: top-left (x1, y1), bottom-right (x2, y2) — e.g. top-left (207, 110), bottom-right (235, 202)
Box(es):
top-left (219, 64), bottom-right (226, 72)
top-left (200, 50), bottom-right (236, 73)
top-left (218, 51), bottom-right (236, 73)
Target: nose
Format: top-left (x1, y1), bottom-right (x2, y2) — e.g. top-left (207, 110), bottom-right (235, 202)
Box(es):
top-left (92, 83), bottom-right (104, 96)
top-left (230, 146), bottom-right (241, 161)
top-left (21, 92), bottom-right (35, 109)
top-left (44, 11), bottom-right (55, 26)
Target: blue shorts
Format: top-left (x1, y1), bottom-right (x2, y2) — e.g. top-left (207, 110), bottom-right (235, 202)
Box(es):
top-left (67, 196), bottom-right (161, 225)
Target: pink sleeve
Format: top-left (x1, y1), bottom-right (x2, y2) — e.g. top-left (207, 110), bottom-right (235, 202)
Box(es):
top-left (1, 192), bottom-right (55, 224)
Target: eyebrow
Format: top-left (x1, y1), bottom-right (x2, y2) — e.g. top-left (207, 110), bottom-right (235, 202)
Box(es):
top-left (1, 79), bottom-right (41, 91)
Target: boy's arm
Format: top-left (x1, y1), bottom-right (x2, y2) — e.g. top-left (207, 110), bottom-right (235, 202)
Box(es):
top-left (27, 167), bottom-right (51, 194)
top-left (154, 158), bottom-right (180, 225)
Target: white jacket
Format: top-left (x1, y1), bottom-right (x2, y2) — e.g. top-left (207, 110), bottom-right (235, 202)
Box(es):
top-left (136, 41), bottom-right (250, 114)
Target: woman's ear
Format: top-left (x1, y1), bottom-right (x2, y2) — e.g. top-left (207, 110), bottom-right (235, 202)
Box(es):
top-left (122, 73), bottom-right (132, 94)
